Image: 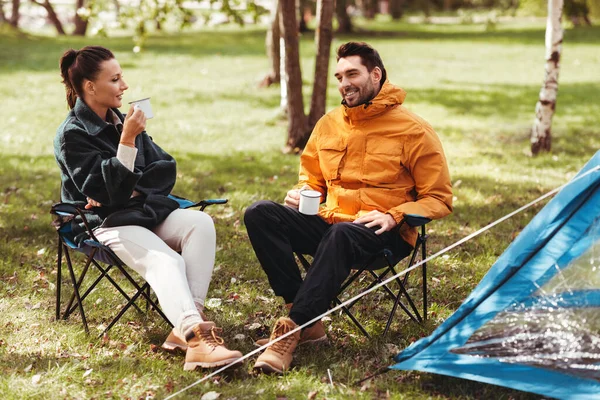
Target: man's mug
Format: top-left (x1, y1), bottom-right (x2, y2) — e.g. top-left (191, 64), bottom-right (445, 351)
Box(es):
top-left (129, 97), bottom-right (154, 119)
top-left (298, 189), bottom-right (321, 215)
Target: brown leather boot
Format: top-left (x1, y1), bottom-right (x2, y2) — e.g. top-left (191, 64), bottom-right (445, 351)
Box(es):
top-left (253, 317), bottom-right (300, 374)
top-left (255, 320), bottom-right (327, 347)
top-left (255, 303), bottom-right (328, 347)
top-left (183, 321), bottom-right (243, 371)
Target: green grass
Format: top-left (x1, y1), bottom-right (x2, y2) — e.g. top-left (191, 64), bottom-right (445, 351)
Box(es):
top-left (1, 17), bottom-right (599, 399)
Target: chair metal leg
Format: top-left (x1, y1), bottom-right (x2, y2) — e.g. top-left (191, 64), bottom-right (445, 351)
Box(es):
top-left (63, 244), bottom-right (90, 334)
top-left (115, 264), bottom-right (173, 328)
top-left (333, 298), bottom-right (370, 338)
top-left (63, 248), bottom-right (96, 320)
top-left (56, 238), bottom-right (62, 321)
top-left (100, 282), bottom-right (149, 337)
top-left (90, 260), bottom-right (145, 315)
top-left (421, 226), bottom-right (428, 321)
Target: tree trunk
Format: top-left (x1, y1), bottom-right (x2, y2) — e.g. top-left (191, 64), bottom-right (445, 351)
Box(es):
top-left (260, 0), bottom-right (281, 88)
top-left (280, 0), bottom-right (308, 153)
top-left (308, 0), bottom-right (334, 130)
top-left (360, 0), bottom-right (377, 19)
top-left (32, 0), bottom-right (66, 35)
top-left (390, 0), bottom-right (405, 19)
top-left (531, 0), bottom-right (563, 155)
top-left (335, 0), bottom-right (352, 33)
top-left (72, 0), bottom-right (88, 36)
top-left (298, 0), bottom-right (309, 32)
top-left (9, 0), bottom-right (20, 27)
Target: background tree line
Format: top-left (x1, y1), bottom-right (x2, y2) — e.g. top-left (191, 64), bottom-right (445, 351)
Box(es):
top-left (1, 0), bottom-right (597, 38)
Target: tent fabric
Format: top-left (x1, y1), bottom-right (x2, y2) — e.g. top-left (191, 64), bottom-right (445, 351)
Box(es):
top-left (392, 151), bottom-right (600, 400)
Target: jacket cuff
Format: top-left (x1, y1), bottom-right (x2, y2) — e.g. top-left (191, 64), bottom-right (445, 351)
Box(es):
top-left (116, 144), bottom-right (138, 172)
top-left (387, 208), bottom-right (404, 224)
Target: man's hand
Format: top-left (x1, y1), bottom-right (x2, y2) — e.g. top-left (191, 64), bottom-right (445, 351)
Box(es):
top-left (284, 185), bottom-right (311, 209)
top-left (84, 197), bottom-right (102, 210)
top-left (353, 210), bottom-right (397, 235)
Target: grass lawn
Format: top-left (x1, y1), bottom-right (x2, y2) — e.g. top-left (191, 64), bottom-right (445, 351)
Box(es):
top-left (1, 16), bottom-right (599, 399)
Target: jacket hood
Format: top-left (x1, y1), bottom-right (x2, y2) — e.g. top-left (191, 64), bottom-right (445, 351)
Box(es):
top-left (73, 97), bottom-right (125, 136)
top-left (342, 80), bottom-right (407, 121)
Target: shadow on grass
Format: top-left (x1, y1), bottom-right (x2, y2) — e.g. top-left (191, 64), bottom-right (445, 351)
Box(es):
top-left (410, 81), bottom-right (600, 122)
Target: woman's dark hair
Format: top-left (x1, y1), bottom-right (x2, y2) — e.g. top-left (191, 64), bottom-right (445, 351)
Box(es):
top-left (59, 46), bottom-right (114, 109)
top-left (336, 42), bottom-right (387, 84)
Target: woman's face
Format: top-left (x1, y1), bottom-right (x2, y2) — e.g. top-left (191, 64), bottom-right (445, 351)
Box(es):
top-left (85, 58), bottom-right (128, 112)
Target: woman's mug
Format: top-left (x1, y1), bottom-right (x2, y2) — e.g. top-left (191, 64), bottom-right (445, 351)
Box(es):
top-left (129, 97), bottom-right (154, 119)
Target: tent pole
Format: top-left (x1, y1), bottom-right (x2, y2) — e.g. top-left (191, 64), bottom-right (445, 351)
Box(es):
top-left (354, 366), bottom-right (391, 386)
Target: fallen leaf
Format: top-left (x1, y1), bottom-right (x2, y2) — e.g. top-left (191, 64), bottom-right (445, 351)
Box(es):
top-left (246, 322), bottom-right (261, 331)
top-left (308, 390), bottom-right (318, 399)
top-left (206, 298), bottom-right (222, 308)
top-left (200, 391), bottom-right (220, 400)
top-left (31, 374), bottom-right (41, 385)
top-left (82, 369), bottom-right (93, 378)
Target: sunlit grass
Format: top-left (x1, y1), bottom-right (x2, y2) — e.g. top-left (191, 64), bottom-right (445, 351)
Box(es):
top-left (1, 17), bottom-right (599, 399)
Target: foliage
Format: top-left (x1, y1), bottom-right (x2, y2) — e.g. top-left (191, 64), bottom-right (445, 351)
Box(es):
top-left (1, 19), bottom-right (600, 399)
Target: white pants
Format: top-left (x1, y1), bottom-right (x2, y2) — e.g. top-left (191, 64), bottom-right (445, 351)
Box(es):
top-left (94, 209), bottom-right (215, 332)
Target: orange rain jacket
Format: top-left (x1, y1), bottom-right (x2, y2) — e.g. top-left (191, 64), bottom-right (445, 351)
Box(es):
top-left (296, 81), bottom-right (453, 246)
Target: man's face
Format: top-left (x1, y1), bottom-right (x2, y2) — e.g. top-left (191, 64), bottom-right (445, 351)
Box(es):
top-left (334, 55), bottom-right (381, 108)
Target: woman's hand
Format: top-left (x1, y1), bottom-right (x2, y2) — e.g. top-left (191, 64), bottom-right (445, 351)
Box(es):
top-left (120, 105), bottom-right (147, 147)
top-left (84, 197), bottom-right (102, 210)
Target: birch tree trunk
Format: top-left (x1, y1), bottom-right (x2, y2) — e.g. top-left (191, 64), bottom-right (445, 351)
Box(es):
top-left (260, 0), bottom-right (281, 87)
top-left (531, 0), bottom-right (563, 155)
top-left (280, 0), bottom-right (308, 153)
top-left (308, 0), bottom-right (334, 130)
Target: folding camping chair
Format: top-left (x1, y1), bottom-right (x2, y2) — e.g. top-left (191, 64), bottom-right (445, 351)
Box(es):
top-left (50, 195), bottom-right (227, 337)
top-left (296, 214), bottom-right (430, 338)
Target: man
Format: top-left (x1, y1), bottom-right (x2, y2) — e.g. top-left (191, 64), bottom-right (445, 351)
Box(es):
top-left (244, 42), bottom-right (453, 374)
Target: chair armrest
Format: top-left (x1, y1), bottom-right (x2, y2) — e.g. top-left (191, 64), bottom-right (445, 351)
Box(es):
top-left (50, 202), bottom-right (100, 242)
top-left (404, 214), bottom-right (431, 227)
top-left (50, 202), bottom-right (89, 217)
top-left (168, 194), bottom-right (228, 211)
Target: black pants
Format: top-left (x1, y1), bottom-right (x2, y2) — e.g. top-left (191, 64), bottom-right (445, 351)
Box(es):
top-left (244, 200), bottom-right (413, 326)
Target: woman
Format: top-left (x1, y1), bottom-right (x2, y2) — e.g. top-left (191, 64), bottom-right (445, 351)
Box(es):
top-left (54, 46), bottom-right (241, 371)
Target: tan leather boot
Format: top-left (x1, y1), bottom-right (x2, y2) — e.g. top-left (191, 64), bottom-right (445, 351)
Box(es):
top-left (162, 309), bottom-right (208, 352)
top-left (253, 317), bottom-right (300, 374)
top-left (162, 328), bottom-right (187, 352)
top-left (183, 321), bottom-right (243, 371)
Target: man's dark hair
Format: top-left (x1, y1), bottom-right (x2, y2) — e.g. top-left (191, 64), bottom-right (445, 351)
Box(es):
top-left (336, 42), bottom-right (387, 84)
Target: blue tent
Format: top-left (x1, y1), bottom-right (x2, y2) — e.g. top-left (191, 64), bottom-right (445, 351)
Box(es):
top-left (392, 151), bottom-right (600, 399)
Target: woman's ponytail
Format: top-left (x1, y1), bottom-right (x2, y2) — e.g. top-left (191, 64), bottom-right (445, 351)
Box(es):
top-left (59, 49), bottom-right (79, 109)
